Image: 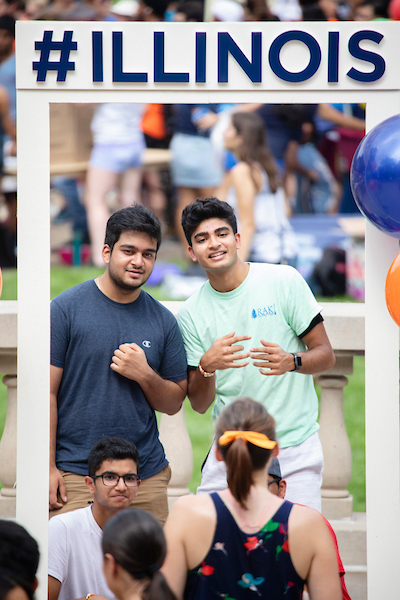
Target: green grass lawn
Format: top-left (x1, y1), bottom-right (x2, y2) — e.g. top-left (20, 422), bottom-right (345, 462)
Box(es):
top-left (0, 266), bottom-right (366, 511)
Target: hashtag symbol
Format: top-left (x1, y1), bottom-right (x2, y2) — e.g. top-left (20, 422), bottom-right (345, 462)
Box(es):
top-left (33, 31), bottom-right (77, 82)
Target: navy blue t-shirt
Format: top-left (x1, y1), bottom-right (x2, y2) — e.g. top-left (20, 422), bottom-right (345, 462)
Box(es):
top-left (51, 281), bottom-right (188, 479)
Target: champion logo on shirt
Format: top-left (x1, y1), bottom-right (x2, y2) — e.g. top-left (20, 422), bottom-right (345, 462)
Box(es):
top-left (251, 305), bottom-right (276, 318)
top-left (142, 340), bottom-right (151, 348)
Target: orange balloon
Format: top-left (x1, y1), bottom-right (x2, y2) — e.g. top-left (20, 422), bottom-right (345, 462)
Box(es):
top-left (385, 253), bottom-right (400, 327)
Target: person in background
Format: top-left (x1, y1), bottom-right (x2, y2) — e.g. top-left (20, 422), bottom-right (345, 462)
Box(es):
top-left (0, 82), bottom-right (16, 268)
top-left (174, 0), bottom-right (203, 21)
top-left (84, 102), bottom-right (146, 267)
top-left (0, 16), bottom-right (15, 124)
top-left (162, 398), bottom-right (341, 600)
top-left (285, 120), bottom-right (338, 214)
top-left (170, 104), bottom-right (223, 256)
top-left (218, 111), bottom-right (297, 265)
top-left (210, 0), bottom-right (244, 21)
top-left (102, 508), bottom-right (177, 600)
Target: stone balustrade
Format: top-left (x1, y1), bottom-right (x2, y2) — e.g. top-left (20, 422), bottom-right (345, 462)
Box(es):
top-left (0, 301), bottom-right (17, 517)
top-left (0, 301), bottom-right (364, 519)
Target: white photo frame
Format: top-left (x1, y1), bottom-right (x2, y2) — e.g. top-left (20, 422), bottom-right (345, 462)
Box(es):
top-left (16, 21), bottom-right (400, 598)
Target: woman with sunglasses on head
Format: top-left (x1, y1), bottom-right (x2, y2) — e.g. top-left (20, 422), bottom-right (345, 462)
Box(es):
top-left (219, 111), bottom-right (297, 266)
top-left (102, 508), bottom-right (176, 600)
top-left (162, 398), bottom-right (341, 600)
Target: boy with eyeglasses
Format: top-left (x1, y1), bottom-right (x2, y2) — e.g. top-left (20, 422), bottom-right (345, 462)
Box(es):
top-left (48, 437), bottom-right (140, 600)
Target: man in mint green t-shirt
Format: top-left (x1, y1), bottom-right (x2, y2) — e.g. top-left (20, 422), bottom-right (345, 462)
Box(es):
top-left (178, 197), bottom-right (335, 511)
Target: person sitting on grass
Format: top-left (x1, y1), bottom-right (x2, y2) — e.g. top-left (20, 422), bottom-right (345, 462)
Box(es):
top-left (162, 397), bottom-right (341, 600)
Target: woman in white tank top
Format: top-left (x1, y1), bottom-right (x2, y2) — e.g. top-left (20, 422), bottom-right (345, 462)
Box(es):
top-left (219, 111), bottom-right (297, 266)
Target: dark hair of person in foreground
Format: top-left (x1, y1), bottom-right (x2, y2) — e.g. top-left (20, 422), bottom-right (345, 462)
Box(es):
top-left (102, 508), bottom-right (176, 600)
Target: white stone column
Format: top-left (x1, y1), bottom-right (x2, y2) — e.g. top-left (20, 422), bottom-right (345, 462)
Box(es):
top-left (0, 375), bottom-right (17, 517)
top-left (159, 404), bottom-right (193, 508)
top-left (316, 354), bottom-right (353, 520)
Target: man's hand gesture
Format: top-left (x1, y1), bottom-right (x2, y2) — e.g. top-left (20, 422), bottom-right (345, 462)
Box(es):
top-left (200, 332), bottom-right (251, 372)
top-left (250, 340), bottom-right (294, 375)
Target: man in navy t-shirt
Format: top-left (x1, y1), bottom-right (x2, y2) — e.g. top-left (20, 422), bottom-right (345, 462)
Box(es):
top-left (50, 204), bottom-right (188, 523)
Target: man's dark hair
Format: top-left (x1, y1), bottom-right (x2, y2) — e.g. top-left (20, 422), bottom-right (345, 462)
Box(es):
top-left (181, 197), bottom-right (237, 246)
top-left (104, 205), bottom-right (162, 253)
top-left (88, 437), bottom-right (140, 477)
top-left (0, 520), bottom-right (39, 600)
top-left (141, 0), bottom-right (169, 19)
top-left (0, 15), bottom-right (15, 37)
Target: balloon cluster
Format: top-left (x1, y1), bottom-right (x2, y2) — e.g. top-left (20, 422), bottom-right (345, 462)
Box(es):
top-left (350, 114), bottom-right (400, 326)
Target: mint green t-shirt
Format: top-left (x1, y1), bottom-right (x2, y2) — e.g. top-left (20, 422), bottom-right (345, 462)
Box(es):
top-left (177, 263), bottom-right (321, 448)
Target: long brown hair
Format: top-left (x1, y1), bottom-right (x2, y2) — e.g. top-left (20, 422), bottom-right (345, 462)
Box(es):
top-left (215, 398), bottom-right (276, 508)
top-left (231, 111), bottom-right (279, 193)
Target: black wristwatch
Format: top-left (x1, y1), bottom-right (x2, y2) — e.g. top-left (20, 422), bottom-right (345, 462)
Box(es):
top-left (291, 353), bottom-right (302, 372)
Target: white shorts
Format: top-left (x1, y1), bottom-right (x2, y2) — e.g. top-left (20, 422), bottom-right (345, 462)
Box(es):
top-left (89, 140), bottom-right (145, 173)
top-left (197, 431), bottom-right (324, 512)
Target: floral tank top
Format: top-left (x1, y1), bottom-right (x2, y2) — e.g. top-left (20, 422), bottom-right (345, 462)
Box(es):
top-left (185, 493), bottom-right (305, 599)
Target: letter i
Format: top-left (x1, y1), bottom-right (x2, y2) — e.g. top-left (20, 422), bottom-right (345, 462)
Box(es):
top-left (92, 31), bottom-right (103, 82)
top-left (328, 32), bottom-right (339, 84)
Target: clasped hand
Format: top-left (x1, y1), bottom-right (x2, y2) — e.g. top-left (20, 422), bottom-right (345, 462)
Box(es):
top-left (111, 343), bottom-right (150, 382)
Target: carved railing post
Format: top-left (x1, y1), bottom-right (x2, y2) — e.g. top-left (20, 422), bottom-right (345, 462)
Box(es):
top-left (316, 354), bottom-right (354, 520)
top-left (159, 404), bottom-right (193, 508)
top-left (0, 301), bottom-right (18, 518)
top-left (0, 374), bottom-right (17, 515)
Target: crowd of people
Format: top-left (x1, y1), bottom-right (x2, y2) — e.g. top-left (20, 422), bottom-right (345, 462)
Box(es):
top-left (32, 198), bottom-right (346, 600)
top-left (0, 0), bottom-right (385, 598)
top-left (0, 0), bottom-right (399, 270)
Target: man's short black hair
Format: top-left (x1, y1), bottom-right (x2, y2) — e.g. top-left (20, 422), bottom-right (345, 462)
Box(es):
top-left (181, 197), bottom-right (238, 246)
top-left (0, 520), bottom-right (39, 600)
top-left (104, 204), bottom-right (162, 253)
top-left (0, 15), bottom-right (15, 37)
top-left (88, 437), bottom-right (140, 477)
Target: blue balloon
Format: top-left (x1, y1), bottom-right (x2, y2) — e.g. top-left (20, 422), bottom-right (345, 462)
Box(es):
top-left (350, 114), bottom-right (400, 238)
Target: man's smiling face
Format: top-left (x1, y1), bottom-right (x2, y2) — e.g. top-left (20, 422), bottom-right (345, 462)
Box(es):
top-left (188, 218), bottom-right (241, 273)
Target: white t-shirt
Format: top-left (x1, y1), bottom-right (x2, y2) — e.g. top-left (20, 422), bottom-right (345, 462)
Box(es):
top-left (177, 263), bottom-right (321, 448)
top-left (91, 103), bottom-right (144, 145)
top-left (48, 506), bottom-right (115, 600)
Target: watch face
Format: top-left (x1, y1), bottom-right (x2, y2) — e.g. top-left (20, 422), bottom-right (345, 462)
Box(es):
top-left (293, 353), bottom-right (302, 370)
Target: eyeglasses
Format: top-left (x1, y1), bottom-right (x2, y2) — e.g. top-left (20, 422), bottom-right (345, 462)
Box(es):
top-left (92, 471), bottom-right (141, 487)
top-left (268, 476), bottom-right (282, 488)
